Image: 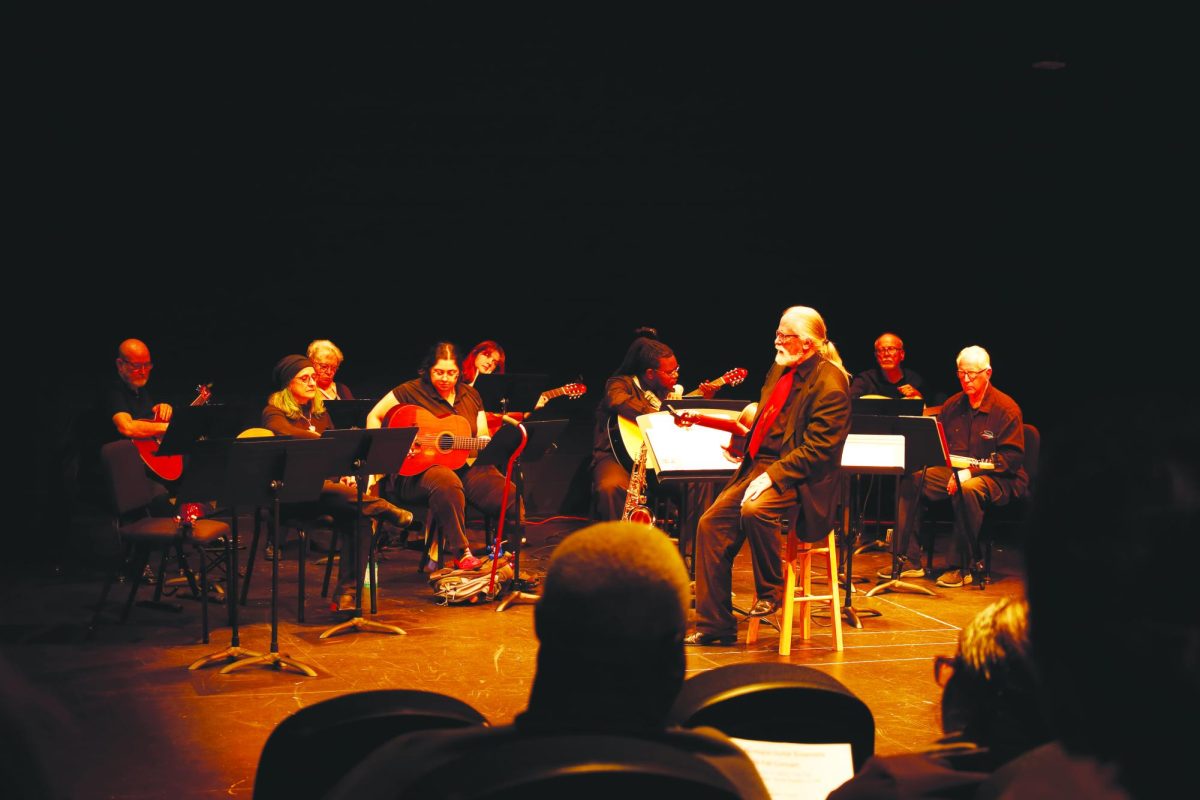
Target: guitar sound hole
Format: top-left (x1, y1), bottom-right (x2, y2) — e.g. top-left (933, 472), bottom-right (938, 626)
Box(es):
top-left (437, 433), bottom-right (454, 451)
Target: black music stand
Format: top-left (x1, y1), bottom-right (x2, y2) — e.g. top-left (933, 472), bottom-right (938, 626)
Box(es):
top-left (864, 416), bottom-right (946, 598)
top-left (836, 433), bottom-right (908, 626)
top-left (150, 406), bottom-right (250, 604)
top-left (154, 403), bottom-right (254, 457)
top-left (318, 427), bottom-right (417, 639)
top-left (183, 439), bottom-right (263, 671)
top-left (473, 372), bottom-right (549, 415)
top-left (194, 438), bottom-right (333, 676)
top-left (848, 400), bottom-right (922, 555)
top-left (480, 419), bottom-right (568, 611)
top-left (323, 399), bottom-right (377, 430)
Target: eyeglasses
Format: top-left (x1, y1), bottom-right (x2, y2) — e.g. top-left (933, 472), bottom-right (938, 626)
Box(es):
top-left (312, 362), bottom-right (339, 374)
top-left (431, 369), bottom-right (460, 380)
top-left (293, 373), bottom-right (318, 384)
top-left (933, 654), bottom-right (957, 687)
top-left (775, 331), bottom-right (800, 341)
top-left (120, 359), bottom-right (153, 372)
top-left (658, 366), bottom-right (681, 377)
top-left (875, 346), bottom-right (902, 355)
top-left (956, 369), bottom-right (988, 381)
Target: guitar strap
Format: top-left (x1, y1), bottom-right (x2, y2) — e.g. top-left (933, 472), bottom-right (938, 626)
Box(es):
top-left (633, 376), bottom-right (662, 411)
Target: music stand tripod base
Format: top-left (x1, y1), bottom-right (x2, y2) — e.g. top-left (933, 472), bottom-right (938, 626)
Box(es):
top-left (865, 577), bottom-right (936, 597)
top-left (320, 615), bottom-right (406, 638)
top-left (219, 650), bottom-right (319, 677)
top-left (495, 590), bottom-right (540, 613)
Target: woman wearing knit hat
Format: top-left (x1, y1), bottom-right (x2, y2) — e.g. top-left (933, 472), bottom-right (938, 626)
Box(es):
top-left (262, 355), bottom-right (413, 612)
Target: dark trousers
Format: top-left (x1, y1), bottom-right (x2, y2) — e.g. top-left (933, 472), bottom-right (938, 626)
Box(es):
top-left (391, 464), bottom-right (520, 556)
top-left (693, 461), bottom-right (797, 637)
top-left (896, 466), bottom-right (1008, 570)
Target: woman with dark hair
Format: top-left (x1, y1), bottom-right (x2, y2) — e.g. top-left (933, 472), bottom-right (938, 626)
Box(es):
top-left (366, 342), bottom-right (521, 571)
top-left (261, 355), bottom-right (413, 612)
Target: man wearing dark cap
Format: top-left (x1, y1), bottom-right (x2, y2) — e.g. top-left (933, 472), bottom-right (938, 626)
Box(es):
top-left (325, 522), bottom-right (771, 799)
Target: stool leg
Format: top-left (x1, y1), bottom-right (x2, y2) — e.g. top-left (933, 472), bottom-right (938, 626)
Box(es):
top-left (800, 545), bottom-right (813, 641)
top-left (779, 560), bottom-right (797, 656)
top-left (322, 529), bottom-right (338, 597)
top-left (826, 532), bottom-right (844, 651)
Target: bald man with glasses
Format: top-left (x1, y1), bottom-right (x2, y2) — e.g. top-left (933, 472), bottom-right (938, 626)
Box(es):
top-left (849, 332), bottom-right (926, 400)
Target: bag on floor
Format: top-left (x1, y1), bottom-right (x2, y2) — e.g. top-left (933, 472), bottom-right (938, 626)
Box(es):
top-left (429, 556), bottom-right (514, 605)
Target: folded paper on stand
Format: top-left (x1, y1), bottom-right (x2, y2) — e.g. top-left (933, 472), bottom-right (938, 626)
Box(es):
top-left (730, 738), bottom-right (854, 800)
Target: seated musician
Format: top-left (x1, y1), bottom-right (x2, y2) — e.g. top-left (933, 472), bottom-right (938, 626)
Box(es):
top-left (591, 328), bottom-right (715, 522)
top-left (849, 332), bottom-right (926, 400)
top-left (366, 342), bottom-right (521, 571)
top-left (307, 339), bottom-right (354, 401)
top-left (890, 346), bottom-right (1027, 588)
top-left (76, 338), bottom-right (178, 512)
top-left (262, 355), bottom-right (412, 612)
top-left (464, 339), bottom-right (548, 433)
top-left (687, 306), bottom-right (851, 646)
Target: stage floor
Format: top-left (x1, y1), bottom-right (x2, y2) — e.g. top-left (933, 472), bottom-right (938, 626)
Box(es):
top-left (1, 515), bottom-right (1026, 798)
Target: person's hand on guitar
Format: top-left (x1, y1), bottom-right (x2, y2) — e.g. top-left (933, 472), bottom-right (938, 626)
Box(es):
top-left (695, 380), bottom-right (718, 399)
top-left (152, 403), bottom-right (174, 422)
top-left (896, 384), bottom-right (922, 399)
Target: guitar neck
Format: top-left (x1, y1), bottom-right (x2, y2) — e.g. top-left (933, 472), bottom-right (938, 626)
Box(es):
top-left (679, 413), bottom-right (748, 437)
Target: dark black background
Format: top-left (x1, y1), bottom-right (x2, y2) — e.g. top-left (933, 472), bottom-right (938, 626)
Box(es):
top-left (33, 7), bottom-right (1178, 519)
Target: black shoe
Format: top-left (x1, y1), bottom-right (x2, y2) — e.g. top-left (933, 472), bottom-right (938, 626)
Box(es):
top-left (684, 631), bottom-right (737, 647)
top-left (749, 598), bottom-right (779, 617)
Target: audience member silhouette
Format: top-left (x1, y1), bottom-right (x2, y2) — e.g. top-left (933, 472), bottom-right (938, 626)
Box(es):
top-left (976, 396), bottom-right (1198, 799)
top-left (828, 596), bottom-right (1049, 799)
top-left (326, 521), bottom-right (770, 799)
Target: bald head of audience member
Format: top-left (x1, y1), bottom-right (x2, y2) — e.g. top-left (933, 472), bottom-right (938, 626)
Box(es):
top-left (521, 521), bottom-right (691, 733)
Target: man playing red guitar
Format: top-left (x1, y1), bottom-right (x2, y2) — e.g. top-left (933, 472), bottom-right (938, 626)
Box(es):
top-left (366, 342), bottom-right (520, 572)
top-left (109, 338), bottom-right (174, 442)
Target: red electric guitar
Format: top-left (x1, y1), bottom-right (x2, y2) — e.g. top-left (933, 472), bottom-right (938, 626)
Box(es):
top-left (384, 404), bottom-right (494, 476)
top-left (133, 383), bottom-right (212, 481)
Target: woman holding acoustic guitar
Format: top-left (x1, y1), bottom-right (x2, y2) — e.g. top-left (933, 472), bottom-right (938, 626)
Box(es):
top-left (366, 342), bottom-right (521, 572)
top-left (261, 355), bottom-right (413, 612)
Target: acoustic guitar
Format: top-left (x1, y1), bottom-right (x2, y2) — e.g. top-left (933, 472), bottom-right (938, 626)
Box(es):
top-left (607, 368), bottom-right (747, 471)
top-left (384, 404), bottom-right (492, 476)
top-left (133, 384), bottom-right (211, 481)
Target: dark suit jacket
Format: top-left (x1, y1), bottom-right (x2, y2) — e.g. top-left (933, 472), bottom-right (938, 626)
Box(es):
top-left (737, 357), bottom-right (851, 541)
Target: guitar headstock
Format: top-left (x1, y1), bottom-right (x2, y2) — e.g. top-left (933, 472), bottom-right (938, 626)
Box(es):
top-left (561, 382), bottom-right (587, 399)
top-left (194, 383), bottom-right (213, 405)
top-left (720, 368), bottom-right (747, 388)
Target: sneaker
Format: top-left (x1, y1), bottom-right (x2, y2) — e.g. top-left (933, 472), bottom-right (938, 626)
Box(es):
top-left (456, 553), bottom-right (482, 571)
top-left (877, 560), bottom-right (924, 579)
top-left (936, 569), bottom-right (973, 588)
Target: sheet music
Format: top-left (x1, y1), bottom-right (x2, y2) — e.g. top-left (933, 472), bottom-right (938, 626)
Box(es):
top-left (841, 433), bottom-right (906, 472)
top-left (638, 410), bottom-right (739, 476)
top-left (730, 738), bottom-right (854, 800)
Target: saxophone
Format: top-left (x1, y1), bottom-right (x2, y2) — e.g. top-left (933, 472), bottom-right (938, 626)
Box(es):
top-left (622, 442), bottom-right (655, 526)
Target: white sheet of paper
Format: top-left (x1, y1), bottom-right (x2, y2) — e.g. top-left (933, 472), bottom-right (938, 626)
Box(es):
top-left (638, 410), bottom-right (740, 475)
top-left (730, 738), bottom-right (854, 800)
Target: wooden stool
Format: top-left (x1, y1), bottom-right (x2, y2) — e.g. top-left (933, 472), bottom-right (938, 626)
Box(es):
top-left (748, 527), bottom-right (843, 653)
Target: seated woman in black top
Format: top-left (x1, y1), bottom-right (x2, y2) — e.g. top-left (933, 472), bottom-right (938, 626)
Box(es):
top-left (262, 355), bottom-right (412, 612)
top-left (366, 342), bottom-right (521, 572)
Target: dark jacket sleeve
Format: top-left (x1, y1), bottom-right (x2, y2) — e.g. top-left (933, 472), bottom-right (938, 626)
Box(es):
top-left (765, 362), bottom-right (851, 491)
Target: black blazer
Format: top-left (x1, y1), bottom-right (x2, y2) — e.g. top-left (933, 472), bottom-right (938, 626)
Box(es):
top-left (736, 357), bottom-right (851, 542)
